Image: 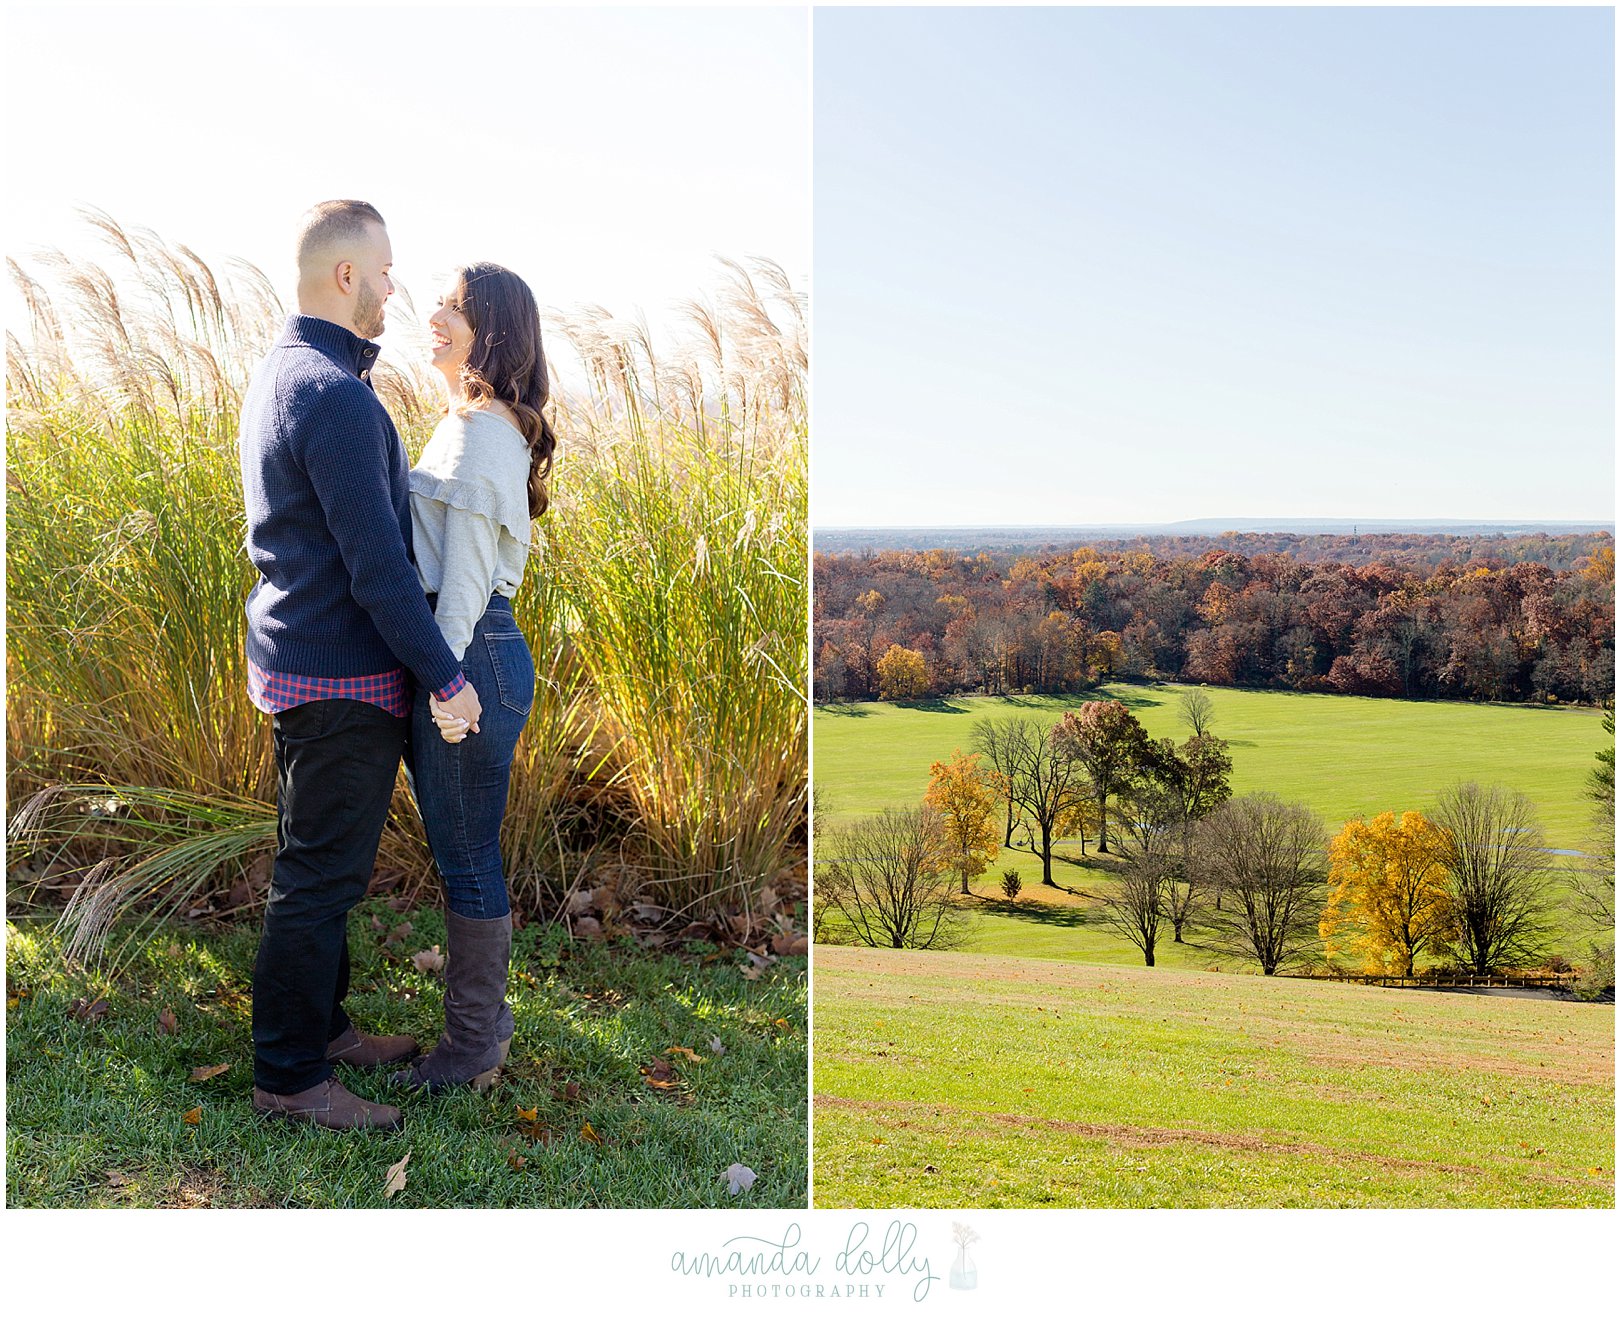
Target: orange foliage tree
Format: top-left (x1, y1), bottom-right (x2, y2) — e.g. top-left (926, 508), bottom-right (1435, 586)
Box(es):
top-left (923, 749), bottom-right (1005, 894)
top-left (876, 644), bottom-right (928, 701)
top-left (1322, 811), bottom-right (1452, 976)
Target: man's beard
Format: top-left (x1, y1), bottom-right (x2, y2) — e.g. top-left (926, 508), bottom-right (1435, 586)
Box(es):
top-left (354, 280), bottom-right (385, 340)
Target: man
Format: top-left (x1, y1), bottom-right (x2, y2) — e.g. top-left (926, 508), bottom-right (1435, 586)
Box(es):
top-left (240, 200), bottom-right (483, 1131)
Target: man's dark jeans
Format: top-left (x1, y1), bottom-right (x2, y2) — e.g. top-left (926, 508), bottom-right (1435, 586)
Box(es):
top-left (252, 698), bottom-right (406, 1095)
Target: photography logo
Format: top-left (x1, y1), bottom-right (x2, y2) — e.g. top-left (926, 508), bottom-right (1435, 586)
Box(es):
top-left (670, 1220), bottom-right (944, 1302)
top-left (948, 1223), bottom-right (979, 1291)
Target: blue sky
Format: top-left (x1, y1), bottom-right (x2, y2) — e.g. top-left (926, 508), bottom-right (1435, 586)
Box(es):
top-left (813, 6), bottom-right (1614, 527)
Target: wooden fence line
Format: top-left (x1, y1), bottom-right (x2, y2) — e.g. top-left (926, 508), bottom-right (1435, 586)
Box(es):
top-left (1281, 971), bottom-right (1578, 990)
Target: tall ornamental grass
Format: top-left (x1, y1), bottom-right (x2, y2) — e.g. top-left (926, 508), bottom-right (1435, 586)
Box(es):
top-left (6, 215), bottom-right (807, 963)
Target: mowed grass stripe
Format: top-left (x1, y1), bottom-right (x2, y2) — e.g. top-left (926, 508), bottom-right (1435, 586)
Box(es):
top-left (814, 685), bottom-right (1606, 849)
top-left (811, 945), bottom-right (1614, 1209)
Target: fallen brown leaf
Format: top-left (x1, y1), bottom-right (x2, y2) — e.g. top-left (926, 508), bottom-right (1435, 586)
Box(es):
top-left (665, 1046), bottom-right (704, 1064)
top-left (383, 1152), bottom-right (410, 1199)
top-left (580, 1121), bottom-right (605, 1146)
top-left (182, 1107), bottom-right (202, 1125)
top-left (507, 1152), bottom-right (528, 1170)
top-left (411, 945), bottom-right (445, 975)
top-left (640, 1062), bottom-right (681, 1091)
top-left (68, 997), bottom-right (110, 1022)
top-left (190, 1063), bottom-right (230, 1082)
top-left (573, 916), bottom-right (604, 941)
top-left (157, 1007), bottom-right (179, 1036)
top-left (515, 1104), bottom-right (539, 1123)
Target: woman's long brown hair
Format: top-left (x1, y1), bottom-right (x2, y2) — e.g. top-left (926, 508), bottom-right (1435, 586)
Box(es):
top-left (451, 262), bottom-right (557, 518)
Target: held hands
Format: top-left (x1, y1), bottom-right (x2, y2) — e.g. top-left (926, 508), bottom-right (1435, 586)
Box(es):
top-left (431, 682), bottom-right (482, 743)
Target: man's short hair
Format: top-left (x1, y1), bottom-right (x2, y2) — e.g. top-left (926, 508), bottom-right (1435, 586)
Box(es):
top-left (295, 200), bottom-right (386, 270)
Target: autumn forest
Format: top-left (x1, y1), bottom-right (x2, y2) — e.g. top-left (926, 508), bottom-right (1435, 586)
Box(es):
top-left (813, 532), bottom-right (1616, 707)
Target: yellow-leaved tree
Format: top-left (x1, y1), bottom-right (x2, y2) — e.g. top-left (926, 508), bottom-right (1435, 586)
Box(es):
top-left (1323, 810), bottom-right (1453, 976)
top-left (924, 749), bottom-right (1005, 894)
top-left (876, 644), bottom-right (928, 701)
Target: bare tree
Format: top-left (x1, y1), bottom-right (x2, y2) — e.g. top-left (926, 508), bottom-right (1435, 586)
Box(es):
top-left (1132, 733), bottom-right (1232, 941)
top-left (816, 806), bottom-right (963, 950)
top-left (972, 716), bottom-right (1090, 887)
top-left (970, 717), bottom-right (1022, 847)
top-left (1197, 794), bottom-right (1327, 974)
top-left (1178, 689), bottom-right (1216, 739)
top-left (1107, 786), bottom-right (1178, 966)
top-left (1432, 783), bottom-right (1555, 973)
top-left (1567, 812), bottom-right (1614, 932)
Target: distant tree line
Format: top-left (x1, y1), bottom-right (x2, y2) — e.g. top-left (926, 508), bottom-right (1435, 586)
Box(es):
top-left (814, 535), bottom-right (1615, 705)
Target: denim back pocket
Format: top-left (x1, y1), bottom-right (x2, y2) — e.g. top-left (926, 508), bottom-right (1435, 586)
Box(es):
top-left (483, 630), bottom-right (536, 717)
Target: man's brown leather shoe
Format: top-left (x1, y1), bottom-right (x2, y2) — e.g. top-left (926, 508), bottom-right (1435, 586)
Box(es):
top-left (326, 1025), bottom-right (419, 1069)
top-left (252, 1078), bottom-right (403, 1131)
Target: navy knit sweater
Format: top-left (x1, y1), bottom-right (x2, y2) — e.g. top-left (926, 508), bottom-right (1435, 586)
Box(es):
top-left (239, 315), bottom-right (462, 694)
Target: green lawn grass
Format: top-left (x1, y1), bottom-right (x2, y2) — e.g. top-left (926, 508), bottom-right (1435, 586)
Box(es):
top-left (811, 944), bottom-right (1615, 1208)
top-left (6, 903), bottom-right (806, 1207)
top-left (814, 684), bottom-right (1607, 849)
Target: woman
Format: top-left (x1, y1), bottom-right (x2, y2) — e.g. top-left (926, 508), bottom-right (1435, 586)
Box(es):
top-left (395, 262), bottom-right (557, 1093)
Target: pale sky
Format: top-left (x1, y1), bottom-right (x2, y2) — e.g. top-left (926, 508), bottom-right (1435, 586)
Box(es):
top-left (5, 5), bottom-right (809, 368)
top-left (814, 6), bottom-right (1615, 527)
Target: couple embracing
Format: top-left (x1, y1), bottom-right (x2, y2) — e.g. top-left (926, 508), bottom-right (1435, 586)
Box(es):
top-left (239, 200), bottom-right (555, 1131)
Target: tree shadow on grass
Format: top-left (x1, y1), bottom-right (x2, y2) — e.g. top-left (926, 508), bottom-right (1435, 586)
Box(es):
top-left (898, 698), bottom-right (973, 714)
top-left (816, 702), bottom-right (870, 718)
top-left (1091, 687), bottom-right (1165, 711)
top-left (966, 894), bottom-right (1097, 930)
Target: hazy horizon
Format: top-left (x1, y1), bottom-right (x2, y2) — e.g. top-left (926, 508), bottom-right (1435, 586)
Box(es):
top-left (815, 516), bottom-right (1615, 531)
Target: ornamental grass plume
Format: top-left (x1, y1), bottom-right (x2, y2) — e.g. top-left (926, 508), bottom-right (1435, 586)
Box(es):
top-left (7, 212), bottom-right (807, 960)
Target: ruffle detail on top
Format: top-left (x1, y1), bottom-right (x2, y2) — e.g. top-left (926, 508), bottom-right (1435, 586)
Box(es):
top-left (409, 411), bottom-right (533, 543)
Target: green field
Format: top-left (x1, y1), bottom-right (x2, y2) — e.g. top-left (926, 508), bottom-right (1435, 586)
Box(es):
top-left (7, 908), bottom-right (807, 1208)
top-left (811, 685), bottom-right (1613, 1207)
top-left (814, 684), bottom-right (1607, 849)
top-left (812, 945), bottom-right (1615, 1208)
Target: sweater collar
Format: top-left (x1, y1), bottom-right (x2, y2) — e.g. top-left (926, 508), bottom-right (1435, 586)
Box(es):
top-left (280, 314), bottom-right (381, 380)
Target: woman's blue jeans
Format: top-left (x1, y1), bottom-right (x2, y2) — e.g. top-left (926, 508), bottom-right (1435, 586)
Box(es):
top-left (406, 596), bottom-right (534, 919)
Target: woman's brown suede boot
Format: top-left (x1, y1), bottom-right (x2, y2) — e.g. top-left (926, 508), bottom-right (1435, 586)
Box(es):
top-left (394, 911), bottom-right (515, 1093)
